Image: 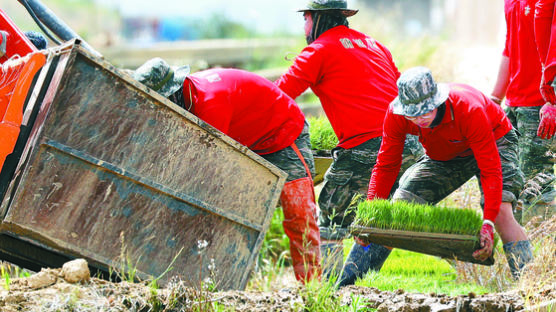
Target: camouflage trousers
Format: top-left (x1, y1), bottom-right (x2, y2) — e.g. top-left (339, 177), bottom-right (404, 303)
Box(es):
top-left (393, 129), bottom-right (525, 209)
top-left (318, 135), bottom-right (424, 230)
top-left (505, 106), bottom-right (555, 212)
top-left (261, 122), bottom-right (316, 183)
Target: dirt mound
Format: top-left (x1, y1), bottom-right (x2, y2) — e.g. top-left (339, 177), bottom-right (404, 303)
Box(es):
top-left (338, 286), bottom-right (524, 312)
top-left (0, 272), bottom-right (530, 312)
top-left (0, 216), bottom-right (553, 312)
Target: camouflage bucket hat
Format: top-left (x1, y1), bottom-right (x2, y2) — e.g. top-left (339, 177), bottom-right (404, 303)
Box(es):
top-left (298, 0), bottom-right (358, 17)
top-left (392, 67), bottom-right (450, 117)
top-left (133, 57), bottom-right (190, 97)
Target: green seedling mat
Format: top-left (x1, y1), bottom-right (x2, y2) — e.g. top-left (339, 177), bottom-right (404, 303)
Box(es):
top-left (350, 225), bottom-right (495, 266)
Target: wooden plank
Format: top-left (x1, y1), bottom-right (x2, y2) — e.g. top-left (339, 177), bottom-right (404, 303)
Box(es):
top-left (350, 225), bottom-right (495, 265)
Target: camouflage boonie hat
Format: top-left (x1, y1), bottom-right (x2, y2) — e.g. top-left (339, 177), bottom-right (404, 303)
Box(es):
top-left (298, 0), bottom-right (358, 17)
top-left (133, 57), bottom-right (190, 97)
top-left (392, 66), bottom-right (450, 117)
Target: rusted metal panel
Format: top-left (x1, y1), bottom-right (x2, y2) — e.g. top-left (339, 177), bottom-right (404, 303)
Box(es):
top-left (350, 226), bottom-right (495, 265)
top-left (0, 41), bottom-right (286, 290)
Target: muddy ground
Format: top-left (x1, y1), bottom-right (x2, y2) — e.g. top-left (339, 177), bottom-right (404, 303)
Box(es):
top-left (0, 270), bottom-right (542, 312)
top-left (0, 251), bottom-right (553, 312)
top-left (0, 195), bottom-right (553, 311)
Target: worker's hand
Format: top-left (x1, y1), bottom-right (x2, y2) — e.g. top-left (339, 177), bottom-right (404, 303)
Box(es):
top-left (537, 102), bottom-right (556, 140)
top-left (540, 75), bottom-right (556, 104)
top-left (472, 223), bottom-right (494, 262)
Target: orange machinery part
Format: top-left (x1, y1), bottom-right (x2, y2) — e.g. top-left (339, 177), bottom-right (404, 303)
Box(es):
top-left (0, 9), bottom-right (37, 63)
top-left (0, 9), bottom-right (44, 169)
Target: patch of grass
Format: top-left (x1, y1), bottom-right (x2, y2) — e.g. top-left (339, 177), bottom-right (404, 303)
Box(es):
top-left (299, 278), bottom-right (344, 312)
top-left (249, 207), bottom-right (291, 291)
top-left (357, 248), bottom-right (494, 295)
top-left (308, 116), bottom-right (338, 151)
top-left (110, 232), bottom-right (141, 283)
top-left (354, 199), bottom-right (483, 236)
top-left (300, 277), bottom-right (374, 312)
top-left (1, 266), bottom-right (10, 291)
top-left (258, 207), bottom-right (290, 264)
top-left (453, 243), bottom-right (514, 292)
top-left (0, 261), bottom-right (31, 290)
top-left (455, 216), bottom-right (556, 299)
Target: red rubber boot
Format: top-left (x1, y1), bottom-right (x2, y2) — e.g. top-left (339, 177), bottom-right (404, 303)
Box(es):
top-left (280, 177), bottom-right (322, 283)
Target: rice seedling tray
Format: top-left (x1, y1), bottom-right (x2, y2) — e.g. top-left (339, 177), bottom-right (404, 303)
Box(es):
top-left (349, 225), bottom-right (494, 265)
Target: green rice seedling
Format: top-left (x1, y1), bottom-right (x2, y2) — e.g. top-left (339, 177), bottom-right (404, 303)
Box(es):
top-left (341, 239), bottom-right (493, 295)
top-left (359, 249), bottom-right (493, 295)
top-left (308, 116), bottom-right (338, 152)
top-left (1, 266), bottom-right (10, 291)
top-left (354, 199), bottom-right (483, 236)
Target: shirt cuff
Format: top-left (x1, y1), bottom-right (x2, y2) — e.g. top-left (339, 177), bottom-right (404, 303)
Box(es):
top-left (483, 219), bottom-right (495, 230)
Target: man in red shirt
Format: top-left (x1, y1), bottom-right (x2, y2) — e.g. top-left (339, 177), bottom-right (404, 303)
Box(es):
top-left (533, 0), bottom-right (556, 215)
top-left (133, 58), bottom-right (321, 283)
top-left (490, 0), bottom-right (555, 223)
top-left (534, 0), bottom-right (556, 139)
top-left (366, 67), bottom-right (532, 279)
top-left (276, 0), bottom-right (423, 284)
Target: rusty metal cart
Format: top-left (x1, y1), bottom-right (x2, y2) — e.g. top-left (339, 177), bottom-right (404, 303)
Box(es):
top-left (0, 41), bottom-right (286, 289)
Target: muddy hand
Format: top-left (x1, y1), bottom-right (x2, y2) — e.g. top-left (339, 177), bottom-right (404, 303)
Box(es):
top-left (537, 102), bottom-right (556, 139)
top-left (472, 223), bottom-right (494, 261)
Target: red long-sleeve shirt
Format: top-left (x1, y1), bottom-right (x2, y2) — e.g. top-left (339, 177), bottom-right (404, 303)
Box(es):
top-left (534, 0), bottom-right (556, 103)
top-left (367, 84), bottom-right (513, 222)
top-left (276, 26), bottom-right (400, 149)
top-left (503, 0), bottom-right (545, 107)
top-left (184, 68), bottom-right (305, 155)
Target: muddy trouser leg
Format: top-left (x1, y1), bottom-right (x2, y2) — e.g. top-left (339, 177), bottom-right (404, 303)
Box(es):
top-left (318, 139), bottom-right (382, 280)
top-left (496, 130), bottom-right (533, 279)
top-left (474, 130), bottom-right (532, 278)
top-left (280, 177), bottom-right (321, 282)
top-left (506, 107), bottom-right (555, 224)
top-left (317, 162), bottom-right (363, 280)
top-left (262, 123), bottom-right (321, 282)
top-left (503, 240), bottom-right (533, 279)
top-left (327, 136), bottom-right (424, 285)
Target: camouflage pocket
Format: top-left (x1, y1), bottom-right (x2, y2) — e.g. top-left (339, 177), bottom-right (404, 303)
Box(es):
top-left (284, 146), bottom-right (301, 161)
top-left (324, 168), bottom-right (353, 186)
top-left (350, 149), bottom-right (377, 165)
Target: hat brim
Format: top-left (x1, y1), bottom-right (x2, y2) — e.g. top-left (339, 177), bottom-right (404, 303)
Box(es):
top-left (297, 8), bottom-right (358, 17)
top-left (157, 65), bottom-right (190, 97)
top-left (392, 83), bottom-right (450, 117)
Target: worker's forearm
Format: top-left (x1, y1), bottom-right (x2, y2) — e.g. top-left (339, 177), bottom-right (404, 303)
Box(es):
top-left (491, 56), bottom-right (510, 102)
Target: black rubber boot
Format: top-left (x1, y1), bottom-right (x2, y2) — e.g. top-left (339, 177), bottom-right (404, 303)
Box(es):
top-left (503, 240), bottom-right (533, 279)
top-left (337, 243), bottom-right (391, 287)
